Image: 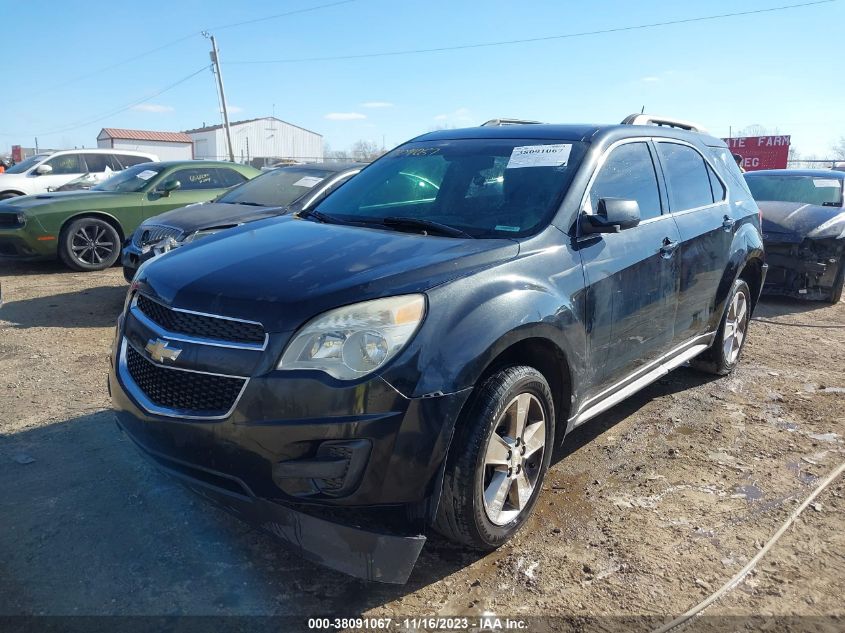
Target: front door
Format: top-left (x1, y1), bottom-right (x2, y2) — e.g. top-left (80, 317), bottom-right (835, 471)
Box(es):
top-left (577, 140), bottom-right (681, 399)
top-left (138, 167), bottom-right (234, 234)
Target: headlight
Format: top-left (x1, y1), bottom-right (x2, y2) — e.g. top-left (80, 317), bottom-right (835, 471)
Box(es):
top-left (277, 294), bottom-right (426, 380)
top-left (181, 228), bottom-right (224, 244)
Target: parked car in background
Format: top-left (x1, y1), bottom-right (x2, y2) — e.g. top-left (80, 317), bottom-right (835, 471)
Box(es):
top-left (745, 169), bottom-right (845, 303)
top-left (0, 149), bottom-right (157, 199)
top-left (111, 115), bottom-right (766, 582)
top-left (0, 160), bottom-right (259, 271)
top-left (122, 162), bottom-right (364, 281)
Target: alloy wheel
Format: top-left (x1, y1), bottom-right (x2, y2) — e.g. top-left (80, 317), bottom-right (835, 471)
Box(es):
top-left (481, 393), bottom-right (546, 526)
top-left (722, 289), bottom-right (749, 364)
top-left (71, 224), bottom-right (115, 266)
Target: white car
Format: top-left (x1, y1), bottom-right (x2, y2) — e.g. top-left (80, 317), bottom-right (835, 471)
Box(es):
top-left (0, 149), bottom-right (158, 200)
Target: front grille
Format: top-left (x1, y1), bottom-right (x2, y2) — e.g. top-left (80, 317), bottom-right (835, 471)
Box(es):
top-left (133, 224), bottom-right (182, 247)
top-left (0, 213), bottom-right (24, 228)
top-left (126, 344), bottom-right (245, 415)
top-left (136, 294), bottom-right (265, 345)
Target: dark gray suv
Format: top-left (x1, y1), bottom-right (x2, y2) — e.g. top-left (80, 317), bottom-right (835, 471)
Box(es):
top-left (110, 114), bottom-right (766, 583)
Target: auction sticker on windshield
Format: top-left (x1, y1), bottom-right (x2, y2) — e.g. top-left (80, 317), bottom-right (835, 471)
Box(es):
top-left (507, 143), bottom-right (572, 169)
top-left (813, 178), bottom-right (841, 189)
top-left (136, 170), bottom-right (157, 181)
top-left (293, 176), bottom-right (324, 188)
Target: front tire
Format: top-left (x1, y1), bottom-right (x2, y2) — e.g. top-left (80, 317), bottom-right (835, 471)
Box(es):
top-left (58, 217), bottom-right (121, 272)
top-left (434, 366), bottom-right (554, 549)
top-left (692, 278), bottom-right (752, 375)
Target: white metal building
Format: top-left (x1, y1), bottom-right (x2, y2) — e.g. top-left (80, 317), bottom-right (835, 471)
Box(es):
top-left (97, 128), bottom-right (193, 161)
top-left (185, 117), bottom-right (323, 165)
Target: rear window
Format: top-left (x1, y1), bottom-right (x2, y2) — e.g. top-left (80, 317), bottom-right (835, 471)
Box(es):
top-left (116, 154), bottom-right (153, 169)
top-left (745, 174), bottom-right (843, 207)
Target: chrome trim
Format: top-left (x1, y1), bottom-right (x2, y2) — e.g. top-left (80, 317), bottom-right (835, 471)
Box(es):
top-left (300, 170), bottom-right (360, 211)
top-left (571, 333), bottom-right (713, 428)
top-left (118, 338), bottom-right (249, 421)
top-left (132, 293), bottom-right (269, 351)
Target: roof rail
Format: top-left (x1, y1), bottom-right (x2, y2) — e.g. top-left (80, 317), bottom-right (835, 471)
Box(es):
top-left (621, 113), bottom-right (709, 135)
top-left (481, 118), bottom-right (542, 127)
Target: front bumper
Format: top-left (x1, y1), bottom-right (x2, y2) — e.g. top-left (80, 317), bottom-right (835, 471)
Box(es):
top-left (762, 238), bottom-right (844, 300)
top-left (0, 229), bottom-right (55, 259)
top-left (109, 302), bottom-right (471, 581)
top-left (121, 240), bottom-right (162, 282)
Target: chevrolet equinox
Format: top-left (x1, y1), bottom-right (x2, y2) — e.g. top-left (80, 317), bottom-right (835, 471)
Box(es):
top-left (109, 115), bottom-right (767, 583)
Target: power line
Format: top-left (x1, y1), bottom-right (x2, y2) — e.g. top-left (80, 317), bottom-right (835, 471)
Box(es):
top-left (228, 0), bottom-right (836, 64)
top-left (4, 0), bottom-right (361, 105)
top-left (19, 66), bottom-right (210, 138)
top-left (209, 0), bottom-right (358, 31)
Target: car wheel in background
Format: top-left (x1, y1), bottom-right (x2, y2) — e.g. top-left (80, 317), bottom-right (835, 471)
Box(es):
top-left (0, 192), bottom-right (22, 201)
top-left (692, 278), bottom-right (752, 376)
top-left (435, 365), bottom-right (554, 549)
top-left (58, 217), bottom-right (121, 272)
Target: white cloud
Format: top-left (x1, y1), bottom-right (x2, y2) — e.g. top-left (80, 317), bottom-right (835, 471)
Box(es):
top-left (433, 107), bottom-right (473, 124)
top-left (324, 112), bottom-right (367, 121)
top-left (228, 105), bottom-right (245, 114)
top-left (360, 101), bottom-right (394, 109)
top-left (131, 103), bottom-right (174, 113)
top-left (641, 76), bottom-right (660, 83)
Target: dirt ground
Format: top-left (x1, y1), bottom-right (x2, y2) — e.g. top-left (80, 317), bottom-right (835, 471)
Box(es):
top-left (1, 260), bottom-right (843, 631)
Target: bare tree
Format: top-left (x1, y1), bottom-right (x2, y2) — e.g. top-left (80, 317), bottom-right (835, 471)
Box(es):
top-left (832, 137), bottom-right (845, 160)
top-left (350, 140), bottom-right (384, 162)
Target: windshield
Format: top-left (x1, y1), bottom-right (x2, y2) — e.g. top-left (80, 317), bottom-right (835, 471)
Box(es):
top-left (218, 166), bottom-right (336, 207)
top-left (5, 154), bottom-right (49, 174)
top-left (314, 139), bottom-right (587, 238)
top-left (746, 174), bottom-right (844, 207)
top-left (92, 164), bottom-right (162, 193)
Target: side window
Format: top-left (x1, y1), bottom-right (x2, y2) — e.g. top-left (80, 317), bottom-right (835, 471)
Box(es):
top-left (168, 168), bottom-right (228, 190)
top-left (706, 162), bottom-right (726, 202)
top-left (117, 154), bottom-right (152, 169)
top-left (82, 154), bottom-right (111, 173)
top-left (657, 143), bottom-right (714, 211)
top-left (44, 153), bottom-right (83, 175)
top-left (588, 142), bottom-right (662, 220)
top-left (216, 168), bottom-right (249, 188)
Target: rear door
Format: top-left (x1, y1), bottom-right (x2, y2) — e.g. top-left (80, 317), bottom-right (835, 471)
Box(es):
top-left (578, 139), bottom-right (681, 396)
top-left (654, 141), bottom-right (733, 347)
top-left (38, 152), bottom-right (87, 192)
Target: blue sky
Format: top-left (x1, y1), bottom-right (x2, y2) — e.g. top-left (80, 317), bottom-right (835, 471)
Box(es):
top-left (2, 0), bottom-right (844, 158)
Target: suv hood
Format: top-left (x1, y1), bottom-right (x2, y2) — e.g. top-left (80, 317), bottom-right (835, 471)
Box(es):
top-left (759, 200), bottom-right (845, 243)
top-left (144, 201), bottom-right (285, 235)
top-left (138, 216), bottom-right (519, 332)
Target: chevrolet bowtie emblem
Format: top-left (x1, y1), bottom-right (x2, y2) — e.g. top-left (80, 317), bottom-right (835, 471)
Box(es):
top-left (145, 338), bottom-right (182, 364)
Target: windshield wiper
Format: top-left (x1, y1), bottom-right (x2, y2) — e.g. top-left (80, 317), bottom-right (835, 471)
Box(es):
top-left (232, 201), bottom-right (265, 206)
top-left (381, 216), bottom-right (473, 238)
top-left (297, 208), bottom-right (347, 224)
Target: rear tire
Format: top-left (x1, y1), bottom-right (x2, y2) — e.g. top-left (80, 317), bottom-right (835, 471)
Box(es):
top-left (0, 192), bottom-right (21, 201)
top-left (691, 279), bottom-right (752, 376)
top-left (58, 217), bottom-right (121, 272)
top-left (434, 366), bottom-right (554, 550)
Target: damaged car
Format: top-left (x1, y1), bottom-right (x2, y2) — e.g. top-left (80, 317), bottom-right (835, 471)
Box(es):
top-left (121, 163), bottom-right (364, 281)
top-left (745, 169), bottom-right (845, 303)
top-left (110, 115), bottom-right (765, 583)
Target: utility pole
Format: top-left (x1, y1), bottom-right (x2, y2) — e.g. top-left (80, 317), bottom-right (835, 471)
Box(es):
top-left (203, 32), bottom-right (235, 162)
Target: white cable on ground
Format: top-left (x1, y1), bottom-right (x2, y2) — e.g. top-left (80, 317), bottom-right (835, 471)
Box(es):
top-left (652, 459), bottom-right (845, 633)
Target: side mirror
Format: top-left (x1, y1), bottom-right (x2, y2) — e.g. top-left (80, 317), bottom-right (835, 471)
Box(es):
top-left (156, 179), bottom-right (181, 196)
top-left (34, 164), bottom-right (53, 175)
top-left (580, 198), bottom-right (641, 234)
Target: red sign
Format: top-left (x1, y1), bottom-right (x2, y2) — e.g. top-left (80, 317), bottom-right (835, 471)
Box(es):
top-left (721, 135), bottom-right (790, 171)
top-left (11, 145), bottom-right (22, 162)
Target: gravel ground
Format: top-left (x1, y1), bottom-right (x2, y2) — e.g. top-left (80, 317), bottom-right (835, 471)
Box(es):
top-left (0, 260), bottom-right (843, 631)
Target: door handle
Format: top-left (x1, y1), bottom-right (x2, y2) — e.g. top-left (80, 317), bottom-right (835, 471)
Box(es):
top-left (722, 215), bottom-right (735, 231)
top-left (660, 237), bottom-right (679, 258)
